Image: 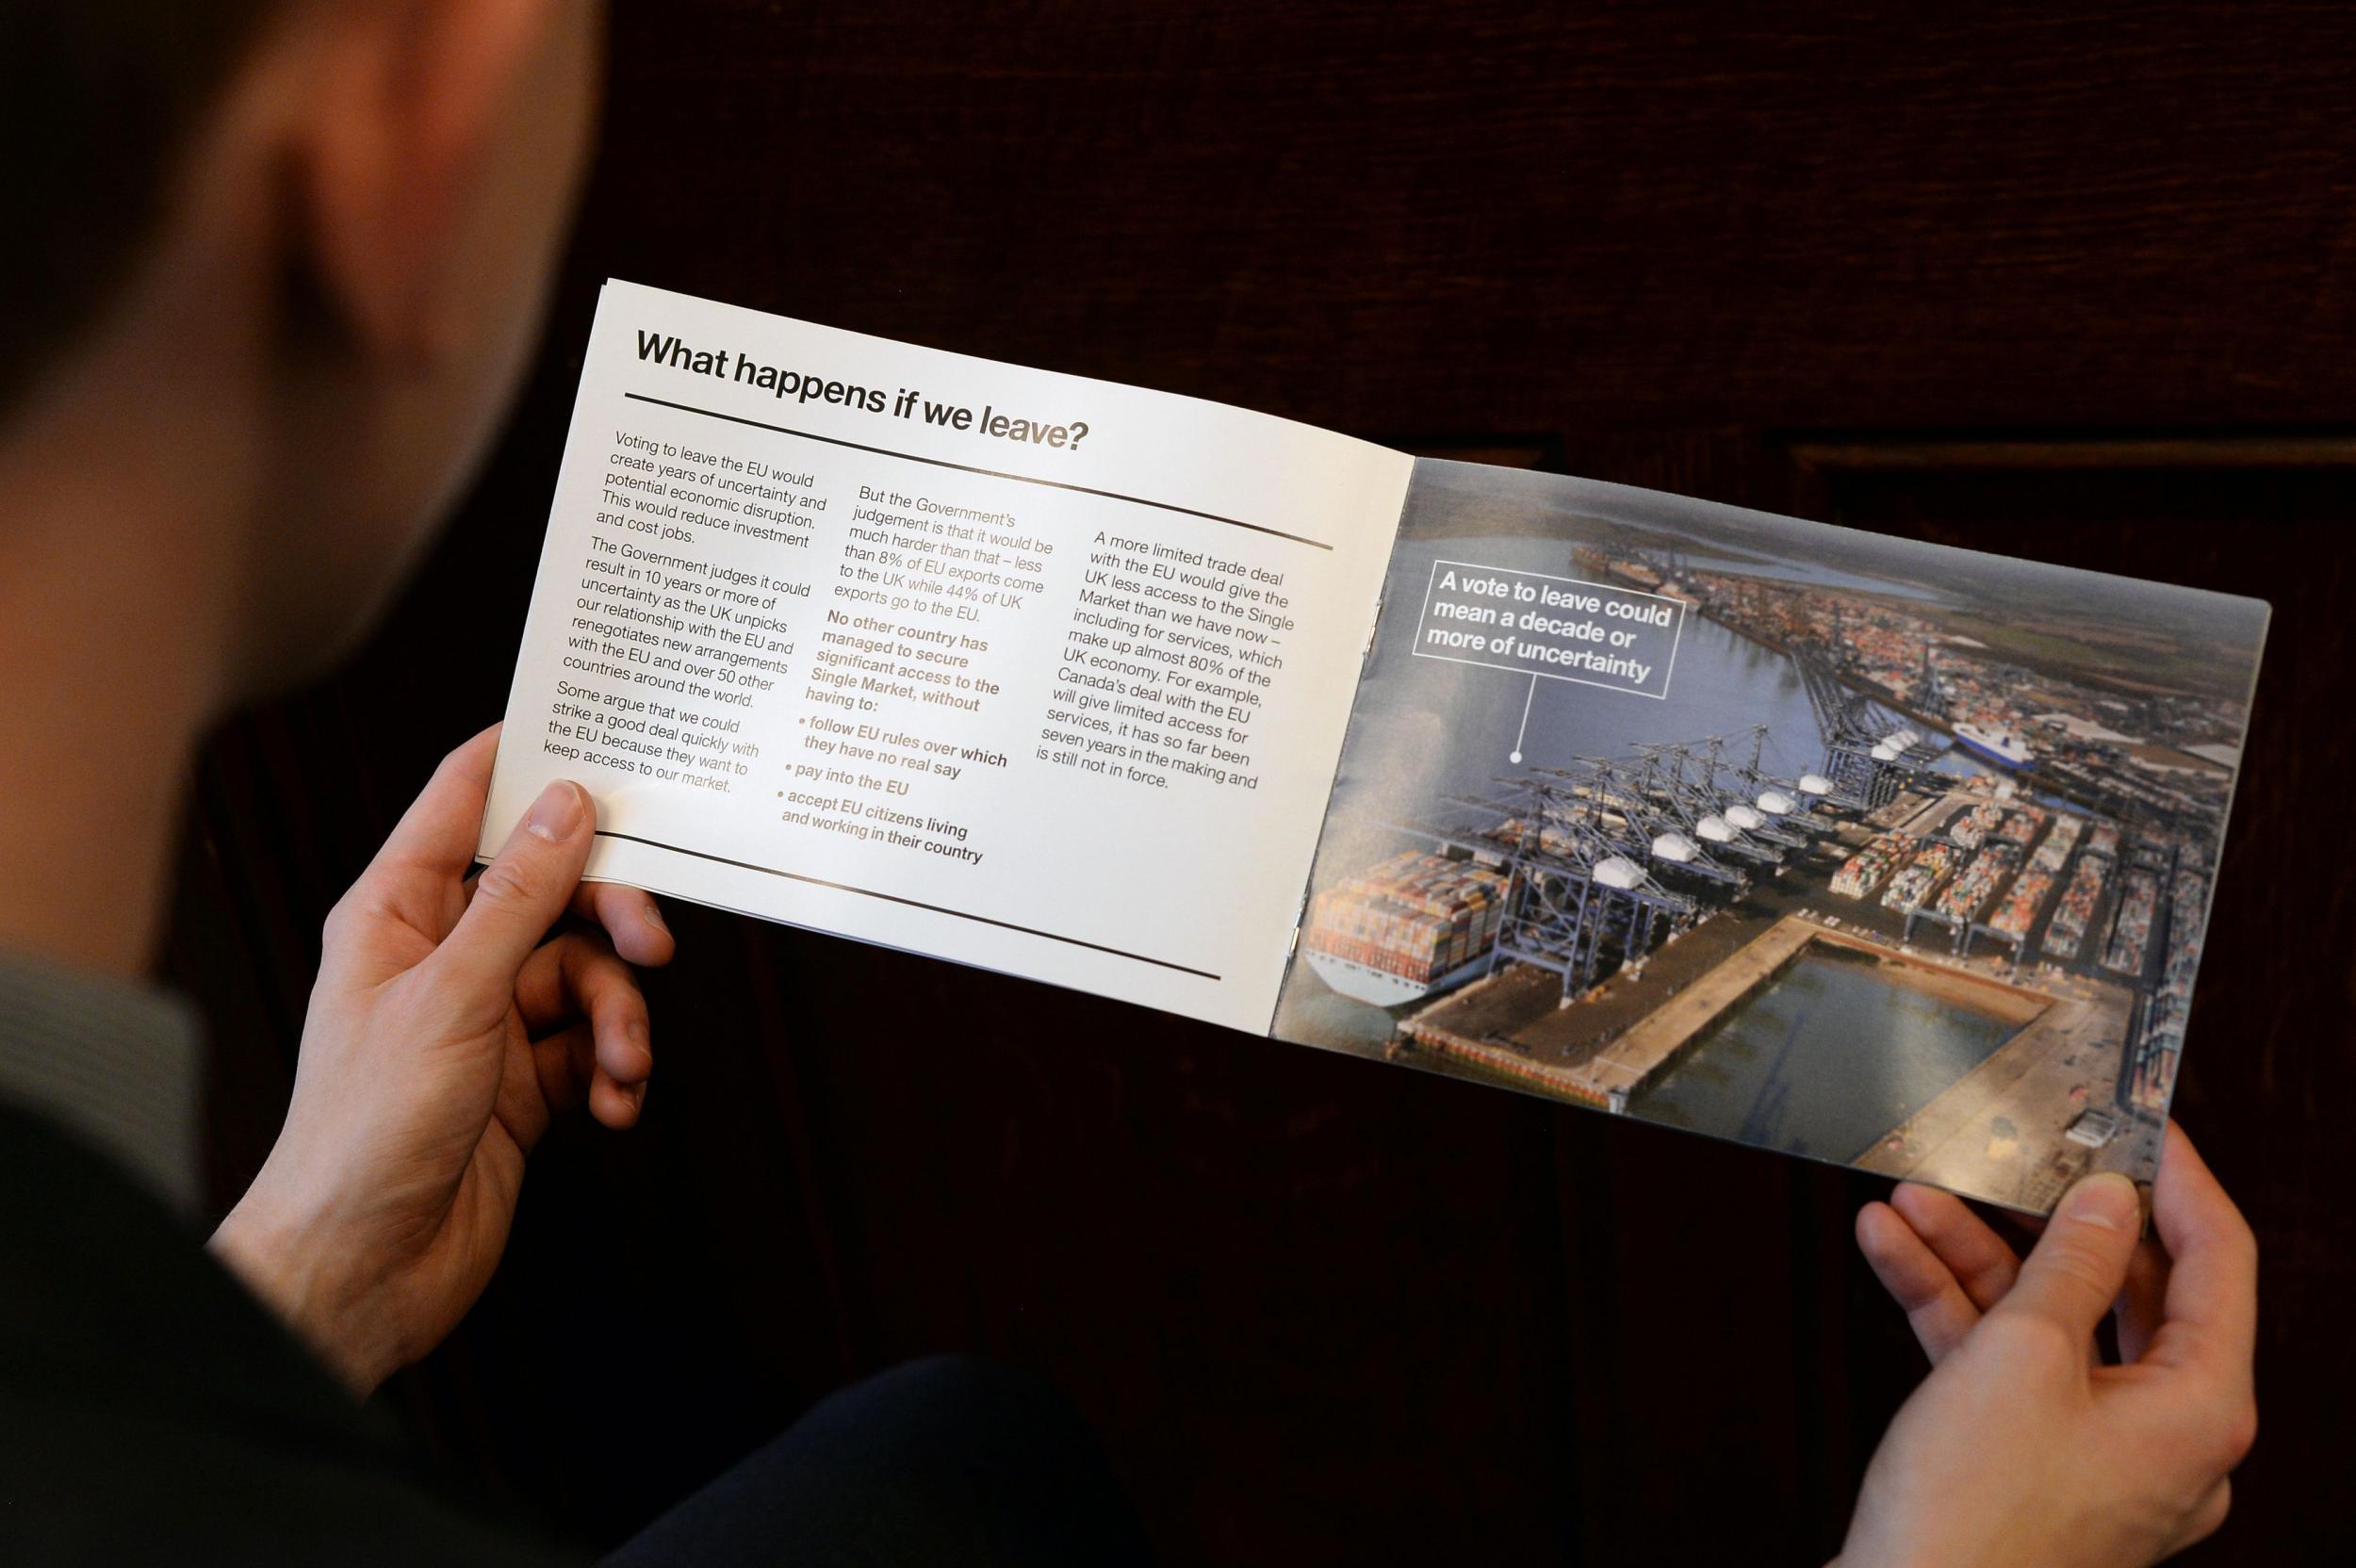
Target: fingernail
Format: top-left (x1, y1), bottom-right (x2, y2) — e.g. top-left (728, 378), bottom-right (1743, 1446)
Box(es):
top-left (2065, 1171), bottom-right (2140, 1231)
top-left (524, 781), bottom-right (585, 841)
top-left (643, 900), bottom-right (668, 934)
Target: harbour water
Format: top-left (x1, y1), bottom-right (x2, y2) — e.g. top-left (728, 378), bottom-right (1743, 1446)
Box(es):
top-left (1343, 533), bottom-right (1838, 833)
top-left (1674, 548), bottom-right (1944, 602)
top-left (1624, 948), bottom-right (2022, 1162)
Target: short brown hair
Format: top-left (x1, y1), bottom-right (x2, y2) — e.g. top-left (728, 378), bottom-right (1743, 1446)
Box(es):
top-left (4, 2), bottom-right (277, 409)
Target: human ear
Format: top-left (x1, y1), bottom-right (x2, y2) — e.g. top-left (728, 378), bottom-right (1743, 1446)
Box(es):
top-left (287, 0), bottom-right (572, 366)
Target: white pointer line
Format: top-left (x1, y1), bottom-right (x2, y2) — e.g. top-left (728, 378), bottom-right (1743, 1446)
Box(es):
top-left (1511, 671), bottom-right (1538, 764)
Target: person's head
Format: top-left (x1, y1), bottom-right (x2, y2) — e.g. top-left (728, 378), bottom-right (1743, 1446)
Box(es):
top-left (0, 1), bottom-right (601, 700)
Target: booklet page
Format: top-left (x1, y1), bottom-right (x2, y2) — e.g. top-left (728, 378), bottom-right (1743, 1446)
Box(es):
top-left (1274, 459), bottom-right (2265, 1212)
top-left (483, 281), bottom-right (1410, 1033)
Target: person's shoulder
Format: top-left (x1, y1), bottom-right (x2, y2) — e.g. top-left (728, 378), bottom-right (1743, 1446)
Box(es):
top-left (0, 1101), bottom-right (339, 1412)
top-left (0, 1102), bottom-right (580, 1567)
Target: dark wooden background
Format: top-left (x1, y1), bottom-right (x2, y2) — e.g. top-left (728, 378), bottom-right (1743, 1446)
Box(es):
top-left (173, 4), bottom-right (2355, 1562)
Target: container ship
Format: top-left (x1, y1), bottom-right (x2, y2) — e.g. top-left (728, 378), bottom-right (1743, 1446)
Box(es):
top-left (1954, 720), bottom-right (2035, 771)
top-left (1301, 851), bottom-right (1511, 1007)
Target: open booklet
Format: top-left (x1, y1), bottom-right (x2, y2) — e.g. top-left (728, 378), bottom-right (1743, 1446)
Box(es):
top-left (485, 280), bottom-right (2266, 1213)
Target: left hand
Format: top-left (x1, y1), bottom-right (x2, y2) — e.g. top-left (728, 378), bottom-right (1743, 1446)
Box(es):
top-left (1840, 1124), bottom-right (2258, 1568)
top-left (210, 725), bottom-right (675, 1396)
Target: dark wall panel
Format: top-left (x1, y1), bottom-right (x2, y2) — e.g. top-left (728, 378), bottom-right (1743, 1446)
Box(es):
top-left (176, 7), bottom-right (2355, 1562)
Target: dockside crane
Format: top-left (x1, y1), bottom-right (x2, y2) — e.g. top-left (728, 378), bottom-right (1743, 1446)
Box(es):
top-left (1717, 724), bottom-right (1840, 839)
top-left (1631, 741), bottom-right (1785, 865)
top-left (1544, 758), bottom-right (1745, 888)
top-left (1692, 732), bottom-right (1808, 850)
top-left (1385, 768), bottom-right (1701, 999)
top-left (1796, 649), bottom-right (1945, 808)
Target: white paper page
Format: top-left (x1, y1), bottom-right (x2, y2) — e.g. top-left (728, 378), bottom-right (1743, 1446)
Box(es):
top-left (482, 281), bottom-right (1411, 1033)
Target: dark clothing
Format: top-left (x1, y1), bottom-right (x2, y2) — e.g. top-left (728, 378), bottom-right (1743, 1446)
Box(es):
top-left (608, 1356), bottom-right (1154, 1567)
top-left (0, 1102), bottom-right (1149, 1565)
top-left (0, 1102), bottom-right (572, 1566)
top-left (0, 947), bottom-right (1145, 1563)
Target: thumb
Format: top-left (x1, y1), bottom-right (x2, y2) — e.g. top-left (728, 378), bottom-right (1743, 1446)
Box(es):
top-left (1996, 1171), bottom-right (2144, 1342)
top-left (429, 780), bottom-right (595, 1010)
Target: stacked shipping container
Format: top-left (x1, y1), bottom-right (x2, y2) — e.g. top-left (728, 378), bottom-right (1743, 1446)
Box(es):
top-left (2031, 815), bottom-right (2083, 874)
top-left (1951, 802), bottom-right (2005, 848)
top-left (1305, 852), bottom-right (1510, 986)
top-left (2104, 869), bottom-right (2158, 974)
top-left (1833, 831), bottom-right (1917, 898)
top-left (1882, 841), bottom-right (1960, 912)
top-left (1935, 847), bottom-right (2014, 922)
top-left (2044, 856), bottom-right (2109, 959)
top-left (1991, 869), bottom-right (2053, 939)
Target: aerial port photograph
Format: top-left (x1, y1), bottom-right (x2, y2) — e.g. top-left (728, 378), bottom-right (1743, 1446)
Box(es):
top-left (1275, 462), bottom-right (2266, 1211)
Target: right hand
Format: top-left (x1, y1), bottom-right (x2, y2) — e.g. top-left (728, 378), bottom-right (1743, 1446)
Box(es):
top-left (1840, 1122), bottom-right (2258, 1568)
top-left (212, 727), bottom-right (674, 1396)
